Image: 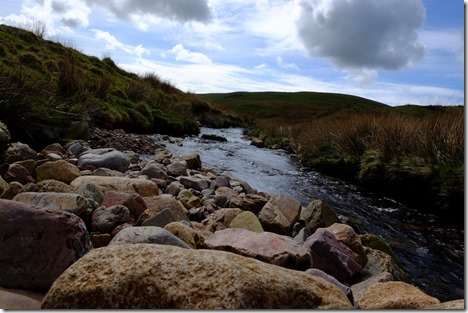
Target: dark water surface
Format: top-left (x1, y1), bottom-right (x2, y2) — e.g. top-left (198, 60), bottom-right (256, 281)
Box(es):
top-left (159, 127), bottom-right (464, 302)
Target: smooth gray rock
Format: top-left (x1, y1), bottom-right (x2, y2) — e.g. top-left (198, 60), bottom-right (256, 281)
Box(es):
top-left (91, 205), bottom-right (131, 233)
top-left (108, 226), bottom-right (190, 249)
top-left (78, 150), bottom-right (130, 172)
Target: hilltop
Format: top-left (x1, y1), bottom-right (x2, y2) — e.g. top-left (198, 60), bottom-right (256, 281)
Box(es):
top-left (0, 24), bottom-right (239, 149)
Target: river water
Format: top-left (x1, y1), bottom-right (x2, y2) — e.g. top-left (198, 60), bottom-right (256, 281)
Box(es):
top-left (159, 127), bottom-right (464, 302)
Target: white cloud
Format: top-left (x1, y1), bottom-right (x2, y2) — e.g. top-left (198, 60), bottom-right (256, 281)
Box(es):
top-left (92, 29), bottom-right (150, 57)
top-left (276, 56), bottom-right (299, 71)
top-left (296, 0), bottom-right (426, 71)
top-left (169, 44), bottom-right (212, 64)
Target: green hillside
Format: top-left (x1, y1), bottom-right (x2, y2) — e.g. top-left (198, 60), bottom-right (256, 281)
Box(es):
top-left (0, 24), bottom-right (238, 149)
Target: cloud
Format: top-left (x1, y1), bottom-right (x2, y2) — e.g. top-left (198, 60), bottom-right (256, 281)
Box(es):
top-left (92, 29), bottom-right (150, 57)
top-left (86, 0), bottom-right (212, 23)
top-left (296, 0), bottom-right (426, 71)
top-left (276, 56), bottom-right (299, 71)
top-left (169, 44), bottom-right (212, 64)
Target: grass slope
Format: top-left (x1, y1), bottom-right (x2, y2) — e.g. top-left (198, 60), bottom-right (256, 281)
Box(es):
top-left (0, 24), bottom-right (238, 148)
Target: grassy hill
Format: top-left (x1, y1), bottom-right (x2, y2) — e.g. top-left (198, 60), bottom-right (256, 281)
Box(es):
top-left (0, 24), bottom-right (239, 149)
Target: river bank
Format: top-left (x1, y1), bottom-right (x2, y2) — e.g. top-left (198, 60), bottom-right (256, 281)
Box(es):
top-left (0, 127), bottom-right (463, 309)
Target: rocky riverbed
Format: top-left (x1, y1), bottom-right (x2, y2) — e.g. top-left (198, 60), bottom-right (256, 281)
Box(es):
top-left (0, 128), bottom-right (463, 309)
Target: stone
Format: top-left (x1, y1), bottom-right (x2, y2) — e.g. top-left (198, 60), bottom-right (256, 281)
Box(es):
top-left (91, 168), bottom-right (124, 177)
top-left (164, 221), bottom-right (205, 249)
top-left (90, 233), bottom-right (112, 248)
top-left (0, 199), bottom-right (90, 289)
top-left (165, 181), bottom-right (182, 196)
top-left (36, 179), bottom-right (73, 193)
top-left (363, 247), bottom-right (407, 281)
top-left (137, 195), bottom-right (189, 225)
top-left (204, 228), bottom-right (312, 270)
top-left (250, 137), bottom-right (264, 147)
top-left (91, 205), bottom-right (132, 233)
top-left (214, 176), bottom-right (230, 188)
top-left (0, 175), bottom-right (8, 195)
top-left (3, 163), bottom-right (34, 184)
top-left (46, 153), bottom-right (63, 161)
top-left (0, 286), bottom-right (44, 309)
top-left (425, 299), bottom-right (464, 309)
top-left (108, 227), bottom-right (190, 249)
top-left (101, 190), bottom-right (147, 220)
top-left (139, 162), bottom-right (168, 180)
top-left (177, 189), bottom-right (201, 209)
top-left (65, 141), bottom-right (89, 157)
top-left (293, 227), bottom-right (311, 244)
top-left (357, 281), bottom-right (440, 309)
top-left (202, 208), bottom-right (242, 233)
top-left (300, 199), bottom-right (340, 231)
top-left (166, 160), bottom-right (188, 177)
top-left (201, 133), bottom-right (227, 142)
top-left (15, 159), bottom-right (36, 177)
top-left (4, 142), bottom-right (37, 163)
top-left (241, 193), bottom-right (268, 214)
top-left (110, 223), bottom-right (133, 237)
top-left (72, 181), bottom-right (104, 205)
top-left (213, 187), bottom-right (242, 208)
top-left (141, 208), bottom-right (176, 228)
top-left (41, 244), bottom-right (353, 309)
top-left (229, 211), bottom-right (264, 232)
top-left (70, 176), bottom-right (159, 197)
top-left (323, 223), bottom-right (367, 267)
top-left (258, 194), bottom-right (301, 235)
top-left (41, 143), bottom-right (64, 156)
top-left (152, 147), bottom-right (172, 163)
top-left (0, 181), bottom-right (23, 199)
top-left (78, 149), bottom-right (130, 173)
top-left (0, 121), bottom-right (10, 162)
top-left (351, 271), bottom-right (394, 306)
top-left (179, 176), bottom-right (210, 191)
top-left (305, 268), bottom-right (353, 303)
top-left (303, 229), bottom-right (363, 283)
top-left (13, 192), bottom-right (93, 216)
top-left (179, 153), bottom-right (202, 170)
top-left (35, 160), bottom-right (81, 184)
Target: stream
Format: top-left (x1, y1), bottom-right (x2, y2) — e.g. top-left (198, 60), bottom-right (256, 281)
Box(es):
top-left (159, 127), bottom-right (464, 302)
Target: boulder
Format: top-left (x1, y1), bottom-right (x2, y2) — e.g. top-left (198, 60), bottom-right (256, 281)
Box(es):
top-left (72, 181), bottom-right (104, 205)
top-left (201, 133), bottom-right (227, 142)
top-left (0, 121), bottom-right (10, 162)
top-left (303, 229), bottom-right (363, 283)
top-left (213, 187), bottom-right (242, 208)
top-left (323, 223), bottom-right (367, 267)
top-left (139, 162), bottom-right (168, 180)
top-left (228, 211), bottom-right (264, 232)
top-left (4, 142), bottom-right (37, 163)
top-left (202, 208), bottom-right (242, 233)
top-left (425, 299), bottom-right (464, 309)
top-left (78, 149), bottom-right (130, 173)
top-left (363, 247), bottom-right (407, 281)
top-left (70, 176), bottom-right (159, 197)
top-left (101, 191), bottom-right (147, 220)
top-left (204, 228), bottom-right (312, 270)
top-left (356, 281), bottom-right (440, 309)
top-left (3, 163), bottom-right (34, 184)
top-left (166, 160), bottom-right (188, 177)
top-left (65, 141), bottom-right (89, 157)
top-left (305, 269), bottom-right (353, 303)
top-left (36, 179), bottom-right (73, 193)
top-left (177, 189), bottom-right (201, 209)
top-left (351, 271), bottom-right (394, 306)
top-left (152, 147), bottom-right (172, 163)
top-left (41, 244), bottom-right (353, 309)
top-left (36, 160), bottom-right (80, 184)
top-left (108, 227), bottom-right (190, 249)
top-left (258, 194), bottom-right (301, 235)
top-left (179, 154), bottom-right (202, 170)
top-left (0, 199), bottom-right (90, 289)
top-left (164, 222), bottom-right (205, 249)
top-left (13, 192), bottom-right (93, 216)
top-left (90, 233), bottom-right (112, 248)
top-left (300, 199), bottom-right (340, 231)
top-left (137, 195), bottom-right (189, 225)
top-left (0, 286), bottom-right (44, 310)
top-left (0, 176), bottom-right (8, 196)
top-left (165, 181), bottom-right (182, 196)
top-left (91, 205), bottom-right (132, 233)
top-left (41, 143), bottom-right (64, 156)
top-left (241, 194), bottom-right (268, 214)
top-left (179, 176), bottom-right (210, 191)
top-left (141, 208), bottom-right (177, 228)
top-left (91, 168), bottom-right (124, 177)
top-left (293, 227), bottom-right (311, 244)
top-left (0, 181), bottom-right (23, 199)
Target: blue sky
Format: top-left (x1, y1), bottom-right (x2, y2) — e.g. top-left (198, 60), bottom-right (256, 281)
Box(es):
top-left (0, 0), bottom-right (464, 106)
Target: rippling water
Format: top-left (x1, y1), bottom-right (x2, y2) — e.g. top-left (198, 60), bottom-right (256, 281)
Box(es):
top-left (159, 127), bottom-right (464, 302)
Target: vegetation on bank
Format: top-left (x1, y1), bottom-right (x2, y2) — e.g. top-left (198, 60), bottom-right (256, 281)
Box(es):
top-left (0, 24), bottom-right (240, 149)
top-left (199, 92), bottom-right (464, 221)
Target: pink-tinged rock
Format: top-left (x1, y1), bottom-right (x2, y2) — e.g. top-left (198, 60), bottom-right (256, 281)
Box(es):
top-left (179, 154), bottom-right (202, 170)
top-left (70, 176), bottom-right (159, 197)
top-left (137, 195), bottom-right (188, 225)
top-left (0, 199), bottom-right (90, 289)
top-left (202, 208), bottom-right (242, 233)
top-left (305, 268), bottom-right (353, 303)
top-left (91, 205), bottom-right (132, 233)
top-left (3, 164), bottom-right (34, 184)
top-left (323, 223), bottom-right (367, 267)
top-left (0, 286), bottom-right (45, 309)
top-left (204, 228), bottom-right (312, 270)
top-left (179, 176), bottom-right (210, 191)
top-left (101, 191), bottom-right (147, 220)
top-left (304, 229), bottom-right (363, 283)
top-left (213, 187), bottom-right (242, 208)
top-left (258, 194), bottom-right (301, 235)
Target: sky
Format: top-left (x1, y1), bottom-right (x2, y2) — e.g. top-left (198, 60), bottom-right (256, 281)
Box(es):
top-left (0, 0), bottom-right (465, 106)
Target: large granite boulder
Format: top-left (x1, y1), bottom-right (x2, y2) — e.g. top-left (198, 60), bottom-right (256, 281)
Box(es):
top-left (35, 160), bottom-right (81, 184)
top-left (41, 244), bottom-right (353, 309)
top-left (258, 194), bottom-right (301, 235)
top-left (323, 223), bottom-right (367, 267)
top-left (351, 271), bottom-right (394, 306)
top-left (13, 192), bottom-right (93, 216)
top-left (204, 228), bottom-right (312, 270)
top-left (108, 227), bottom-right (190, 249)
top-left (303, 229), bottom-right (363, 283)
top-left (356, 281), bottom-right (440, 309)
top-left (70, 176), bottom-right (159, 197)
top-left (4, 142), bottom-right (37, 163)
top-left (78, 149), bottom-right (130, 172)
top-left (0, 199), bottom-right (90, 289)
